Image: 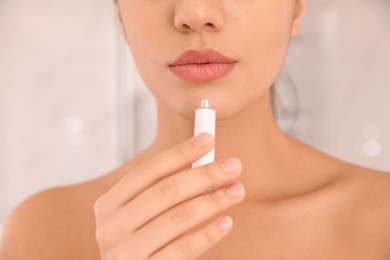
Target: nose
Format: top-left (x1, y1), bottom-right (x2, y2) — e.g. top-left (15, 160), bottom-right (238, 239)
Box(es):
top-left (174, 0), bottom-right (224, 33)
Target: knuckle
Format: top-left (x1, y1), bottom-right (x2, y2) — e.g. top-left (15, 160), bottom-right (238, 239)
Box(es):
top-left (168, 205), bottom-right (191, 225)
top-left (174, 239), bottom-right (194, 259)
top-left (95, 223), bottom-right (111, 247)
top-left (94, 196), bottom-right (106, 216)
top-left (158, 178), bottom-right (179, 199)
top-left (200, 164), bottom-right (217, 183)
top-left (173, 143), bottom-right (188, 159)
top-left (140, 157), bottom-right (157, 173)
top-left (210, 189), bottom-right (229, 208)
top-left (201, 226), bottom-right (217, 245)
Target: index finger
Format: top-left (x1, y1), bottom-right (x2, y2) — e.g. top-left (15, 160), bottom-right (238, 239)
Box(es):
top-left (100, 133), bottom-right (215, 208)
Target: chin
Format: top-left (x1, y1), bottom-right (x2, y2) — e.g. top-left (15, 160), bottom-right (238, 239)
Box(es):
top-left (150, 73), bottom-right (267, 120)
top-left (171, 93), bottom-right (261, 122)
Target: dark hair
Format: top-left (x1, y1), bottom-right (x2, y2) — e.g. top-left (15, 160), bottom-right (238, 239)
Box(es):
top-left (271, 72), bottom-right (300, 133)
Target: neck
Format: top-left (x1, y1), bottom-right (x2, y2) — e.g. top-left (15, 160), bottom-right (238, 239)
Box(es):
top-left (145, 90), bottom-right (299, 202)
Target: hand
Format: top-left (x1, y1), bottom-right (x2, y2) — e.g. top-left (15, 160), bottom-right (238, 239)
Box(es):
top-left (94, 133), bottom-right (245, 260)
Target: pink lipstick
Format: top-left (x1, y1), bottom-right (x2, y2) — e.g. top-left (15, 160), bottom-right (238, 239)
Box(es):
top-left (169, 49), bottom-right (236, 82)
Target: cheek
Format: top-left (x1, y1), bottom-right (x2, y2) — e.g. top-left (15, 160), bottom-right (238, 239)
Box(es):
top-left (237, 3), bottom-right (294, 88)
top-left (120, 2), bottom-right (171, 78)
top-left (246, 26), bottom-right (290, 89)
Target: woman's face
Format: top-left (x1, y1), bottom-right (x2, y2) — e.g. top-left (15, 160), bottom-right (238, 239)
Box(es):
top-left (117, 0), bottom-right (306, 119)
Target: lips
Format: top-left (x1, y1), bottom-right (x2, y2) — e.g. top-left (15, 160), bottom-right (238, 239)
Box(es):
top-left (169, 49), bottom-right (237, 82)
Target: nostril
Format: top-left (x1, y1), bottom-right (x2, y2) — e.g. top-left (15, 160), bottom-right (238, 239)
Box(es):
top-left (174, 16), bottom-right (221, 33)
top-left (182, 24), bottom-right (191, 31)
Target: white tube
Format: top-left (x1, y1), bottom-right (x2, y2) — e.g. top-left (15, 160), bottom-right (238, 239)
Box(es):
top-left (191, 99), bottom-right (216, 169)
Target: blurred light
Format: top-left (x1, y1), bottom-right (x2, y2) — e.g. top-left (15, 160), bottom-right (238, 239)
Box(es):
top-left (362, 139), bottom-right (382, 157)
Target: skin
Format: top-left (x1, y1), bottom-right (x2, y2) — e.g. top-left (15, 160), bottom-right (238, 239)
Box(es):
top-left (1, 0), bottom-right (390, 259)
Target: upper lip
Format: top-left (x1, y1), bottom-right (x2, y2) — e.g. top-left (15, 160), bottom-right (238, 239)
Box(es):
top-left (169, 49), bottom-right (236, 66)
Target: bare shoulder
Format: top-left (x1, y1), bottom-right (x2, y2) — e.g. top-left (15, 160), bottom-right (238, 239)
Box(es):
top-left (348, 166), bottom-right (390, 206)
top-left (338, 164), bottom-right (390, 254)
top-left (348, 164), bottom-right (390, 208)
top-left (0, 181), bottom-right (104, 259)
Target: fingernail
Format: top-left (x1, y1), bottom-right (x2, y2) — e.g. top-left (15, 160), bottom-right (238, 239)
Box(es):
top-left (193, 133), bottom-right (212, 148)
top-left (225, 183), bottom-right (245, 198)
top-left (220, 158), bottom-right (241, 174)
top-left (216, 216), bottom-right (233, 232)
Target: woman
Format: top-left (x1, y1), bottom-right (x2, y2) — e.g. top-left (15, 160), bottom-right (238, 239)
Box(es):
top-left (1, 0), bottom-right (390, 259)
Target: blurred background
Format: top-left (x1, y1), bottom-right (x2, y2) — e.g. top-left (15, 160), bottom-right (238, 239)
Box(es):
top-left (0, 0), bottom-right (389, 237)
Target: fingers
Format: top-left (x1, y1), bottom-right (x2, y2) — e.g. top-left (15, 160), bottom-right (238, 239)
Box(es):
top-left (115, 158), bottom-right (242, 230)
top-left (94, 132), bottom-right (247, 260)
top-left (149, 215), bottom-right (234, 260)
top-left (132, 183), bottom-right (245, 257)
top-left (99, 133), bottom-right (215, 209)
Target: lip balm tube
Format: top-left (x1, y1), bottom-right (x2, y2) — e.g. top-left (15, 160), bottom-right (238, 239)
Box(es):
top-left (191, 99), bottom-right (216, 169)
top-left (192, 99), bottom-right (216, 193)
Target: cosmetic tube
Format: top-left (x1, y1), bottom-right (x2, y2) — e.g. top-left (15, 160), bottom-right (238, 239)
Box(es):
top-left (191, 99), bottom-right (216, 169)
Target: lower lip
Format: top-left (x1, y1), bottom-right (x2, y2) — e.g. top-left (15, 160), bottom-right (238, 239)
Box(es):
top-left (169, 63), bottom-right (236, 82)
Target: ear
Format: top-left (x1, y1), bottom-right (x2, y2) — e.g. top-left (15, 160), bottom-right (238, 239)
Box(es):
top-left (116, 5), bottom-right (128, 44)
top-left (290, 0), bottom-right (306, 37)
